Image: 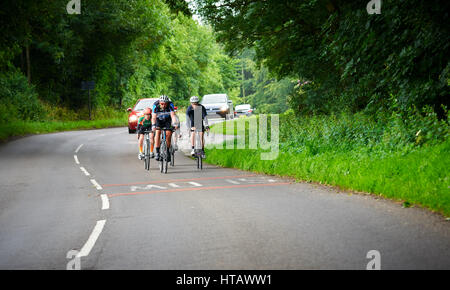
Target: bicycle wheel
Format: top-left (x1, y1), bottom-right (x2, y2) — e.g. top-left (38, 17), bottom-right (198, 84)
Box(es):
top-left (160, 139), bottom-right (167, 173)
top-left (144, 138), bottom-right (150, 171)
top-left (170, 147), bottom-right (175, 167)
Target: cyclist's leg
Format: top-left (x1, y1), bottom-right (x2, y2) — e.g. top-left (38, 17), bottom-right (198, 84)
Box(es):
top-left (166, 130), bottom-right (172, 148)
top-left (150, 131), bottom-right (155, 153)
top-left (190, 128), bottom-right (195, 148)
top-left (138, 134), bottom-right (144, 153)
top-left (199, 131), bottom-right (205, 150)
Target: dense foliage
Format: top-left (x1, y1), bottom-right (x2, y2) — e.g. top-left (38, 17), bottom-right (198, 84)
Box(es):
top-left (0, 0), bottom-right (239, 122)
top-left (196, 0), bottom-right (450, 115)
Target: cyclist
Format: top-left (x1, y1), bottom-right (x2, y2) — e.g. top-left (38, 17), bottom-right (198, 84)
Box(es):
top-left (172, 105), bottom-right (182, 151)
top-left (137, 108), bottom-right (154, 160)
top-left (186, 96), bottom-right (209, 158)
top-left (147, 98), bottom-right (175, 159)
top-left (152, 95), bottom-right (179, 161)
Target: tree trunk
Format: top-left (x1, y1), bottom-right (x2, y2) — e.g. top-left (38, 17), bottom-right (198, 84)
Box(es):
top-left (26, 44), bottom-right (31, 85)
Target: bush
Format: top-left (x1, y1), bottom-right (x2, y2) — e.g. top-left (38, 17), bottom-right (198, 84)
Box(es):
top-left (280, 105), bottom-right (449, 156)
top-left (0, 70), bottom-right (45, 122)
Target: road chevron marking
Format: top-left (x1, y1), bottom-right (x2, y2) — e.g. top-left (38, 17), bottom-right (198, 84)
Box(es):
top-left (77, 220), bottom-right (106, 258)
top-left (108, 182), bottom-right (291, 198)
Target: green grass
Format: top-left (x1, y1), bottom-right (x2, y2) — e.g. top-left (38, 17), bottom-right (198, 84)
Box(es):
top-left (206, 113), bottom-right (450, 217)
top-left (0, 119), bottom-right (126, 142)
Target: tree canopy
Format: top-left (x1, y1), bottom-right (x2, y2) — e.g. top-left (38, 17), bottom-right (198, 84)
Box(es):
top-left (196, 0), bottom-right (450, 115)
top-left (0, 0), bottom-right (239, 121)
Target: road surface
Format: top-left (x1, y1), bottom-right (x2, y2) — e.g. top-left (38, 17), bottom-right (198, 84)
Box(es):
top-left (0, 126), bottom-right (449, 269)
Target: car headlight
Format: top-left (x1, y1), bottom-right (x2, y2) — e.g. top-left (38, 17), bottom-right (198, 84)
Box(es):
top-left (129, 115), bottom-right (138, 122)
top-left (220, 105), bottom-right (229, 111)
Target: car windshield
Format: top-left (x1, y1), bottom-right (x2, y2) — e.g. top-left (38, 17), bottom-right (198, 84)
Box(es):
top-left (134, 99), bottom-right (158, 111)
top-left (236, 104), bottom-right (251, 110)
top-left (201, 94), bottom-right (227, 104)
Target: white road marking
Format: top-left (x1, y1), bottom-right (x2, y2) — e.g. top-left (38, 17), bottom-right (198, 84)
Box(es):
top-left (75, 144), bottom-right (84, 153)
top-left (226, 179), bottom-right (240, 184)
top-left (188, 182), bottom-right (202, 187)
top-left (90, 179), bottom-right (103, 190)
top-left (130, 184), bottom-right (167, 192)
top-left (80, 167), bottom-right (90, 176)
top-left (168, 183), bottom-right (180, 188)
top-left (74, 155), bottom-right (80, 165)
top-left (77, 220), bottom-right (106, 258)
top-left (101, 194), bottom-right (109, 210)
top-left (268, 179), bottom-right (276, 183)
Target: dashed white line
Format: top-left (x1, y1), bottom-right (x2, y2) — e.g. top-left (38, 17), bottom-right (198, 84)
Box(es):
top-left (74, 155), bottom-right (80, 165)
top-left (226, 179), bottom-right (240, 185)
top-left (75, 144), bottom-right (84, 153)
top-left (100, 194), bottom-right (110, 210)
top-left (90, 179), bottom-right (103, 190)
top-left (76, 220), bottom-right (106, 258)
top-left (80, 167), bottom-right (90, 176)
top-left (188, 182), bottom-right (202, 187)
top-left (168, 183), bottom-right (180, 188)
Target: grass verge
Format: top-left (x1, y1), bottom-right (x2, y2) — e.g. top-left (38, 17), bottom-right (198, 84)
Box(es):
top-left (0, 119), bottom-right (126, 142)
top-left (206, 115), bottom-right (450, 217)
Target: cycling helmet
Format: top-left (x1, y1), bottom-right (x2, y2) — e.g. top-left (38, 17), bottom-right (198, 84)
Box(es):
top-left (159, 95), bottom-right (170, 103)
top-left (190, 96), bottom-right (199, 103)
top-left (144, 108), bottom-right (152, 115)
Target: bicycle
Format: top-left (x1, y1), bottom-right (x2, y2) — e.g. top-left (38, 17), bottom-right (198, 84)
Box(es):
top-left (157, 127), bottom-right (173, 174)
top-left (142, 130), bottom-right (152, 171)
top-left (192, 128), bottom-right (208, 170)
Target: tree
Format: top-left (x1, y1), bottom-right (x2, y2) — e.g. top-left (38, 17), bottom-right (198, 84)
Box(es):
top-left (196, 0), bottom-right (450, 114)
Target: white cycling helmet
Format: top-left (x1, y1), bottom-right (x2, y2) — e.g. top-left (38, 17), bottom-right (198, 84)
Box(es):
top-left (190, 96), bottom-right (199, 103)
top-left (159, 95), bottom-right (170, 102)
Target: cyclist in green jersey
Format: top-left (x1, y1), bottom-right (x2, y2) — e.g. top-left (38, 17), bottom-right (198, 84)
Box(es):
top-left (137, 108), bottom-right (154, 160)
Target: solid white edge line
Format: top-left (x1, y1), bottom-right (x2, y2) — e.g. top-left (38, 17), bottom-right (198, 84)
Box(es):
top-left (75, 144), bottom-right (84, 153)
top-left (77, 220), bottom-right (106, 258)
top-left (80, 167), bottom-right (90, 176)
top-left (101, 194), bottom-right (109, 210)
top-left (74, 155), bottom-right (80, 165)
top-left (90, 179), bottom-right (103, 190)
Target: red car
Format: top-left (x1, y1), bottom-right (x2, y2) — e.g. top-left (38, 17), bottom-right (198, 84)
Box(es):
top-left (127, 98), bottom-right (158, 133)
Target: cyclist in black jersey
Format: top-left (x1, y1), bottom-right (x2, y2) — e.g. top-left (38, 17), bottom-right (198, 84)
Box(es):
top-left (186, 96), bottom-right (209, 158)
top-left (151, 95), bottom-right (179, 161)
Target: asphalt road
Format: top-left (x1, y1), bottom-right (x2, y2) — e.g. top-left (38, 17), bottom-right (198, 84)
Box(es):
top-left (0, 126), bottom-right (449, 269)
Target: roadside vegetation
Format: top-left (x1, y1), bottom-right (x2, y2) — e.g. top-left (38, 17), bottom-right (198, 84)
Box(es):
top-left (198, 0), bottom-right (449, 216)
top-left (0, 0), bottom-right (238, 141)
top-left (208, 107), bottom-right (450, 216)
top-left (1, 1), bottom-right (448, 215)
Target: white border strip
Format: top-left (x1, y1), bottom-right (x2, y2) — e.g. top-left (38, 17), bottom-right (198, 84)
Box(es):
top-left (80, 167), bottom-right (90, 176)
top-left (90, 179), bottom-right (103, 190)
top-left (100, 194), bottom-right (109, 210)
top-left (75, 144), bottom-right (84, 153)
top-left (77, 220), bottom-right (106, 258)
top-left (74, 155), bottom-right (80, 165)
